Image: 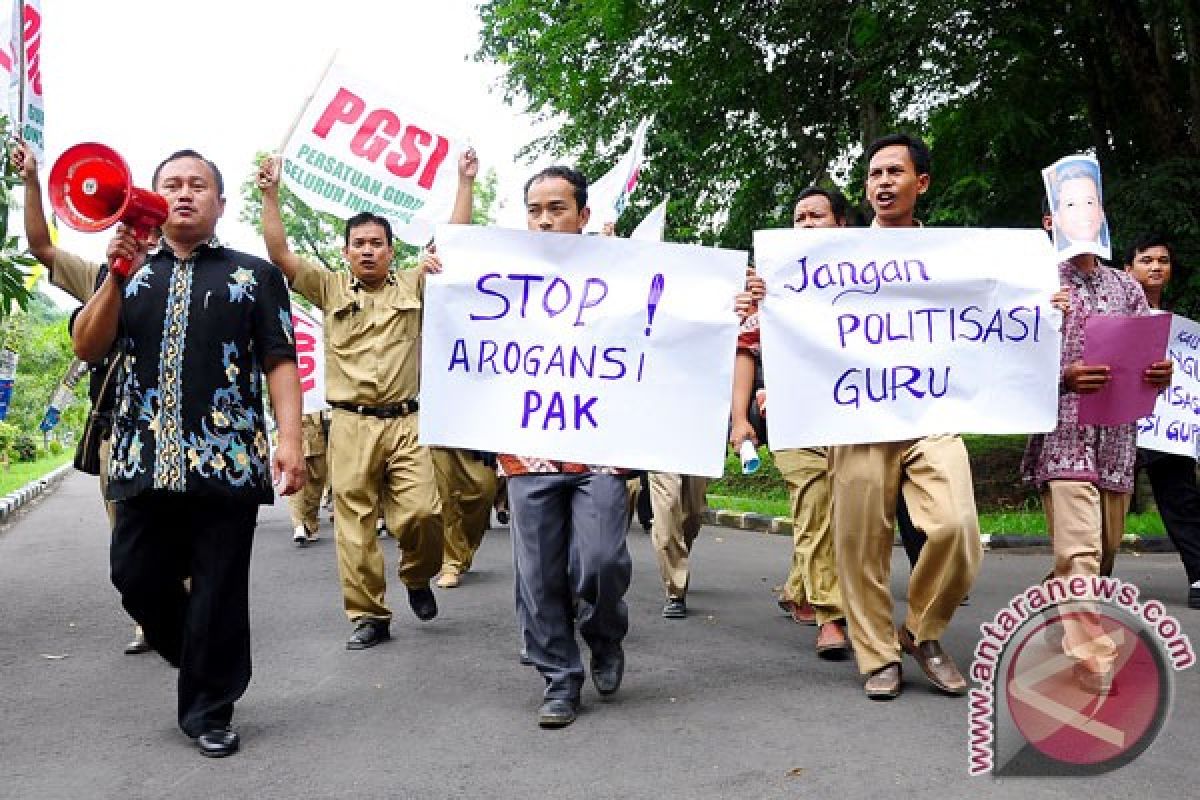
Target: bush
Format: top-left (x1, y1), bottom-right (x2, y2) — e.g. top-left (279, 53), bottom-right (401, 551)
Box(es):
top-left (0, 421), bottom-right (17, 456)
top-left (47, 439), bottom-right (63, 456)
top-left (12, 433), bottom-right (37, 463)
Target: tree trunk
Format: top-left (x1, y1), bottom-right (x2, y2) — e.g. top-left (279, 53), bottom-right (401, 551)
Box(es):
top-left (1093, 0), bottom-right (1194, 158)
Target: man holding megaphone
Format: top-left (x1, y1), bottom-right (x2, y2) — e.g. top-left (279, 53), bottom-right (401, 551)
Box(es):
top-left (71, 148), bottom-right (306, 759)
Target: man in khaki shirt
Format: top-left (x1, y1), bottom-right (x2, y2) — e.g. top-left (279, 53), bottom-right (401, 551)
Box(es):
top-left (257, 151), bottom-right (477, 649)
top-left (13, 141), bottom-right (151, 656)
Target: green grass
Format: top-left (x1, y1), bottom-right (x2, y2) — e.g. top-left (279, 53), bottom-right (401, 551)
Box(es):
top-left (706, 495), bottom-right (1168, 537)
top-left (0, 451), bottom-right (73, 496)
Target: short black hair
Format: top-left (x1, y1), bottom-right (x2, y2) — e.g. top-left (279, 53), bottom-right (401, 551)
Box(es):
top-left (864, 133), bottom-right (931, 177)
top-left (152, 149), bottom-right (225, 196)
top-left (795, 187), bottom-right (849, 222)
top-left (1124, 232), bottom-right (1176, 267)
top-left (524, 166), bottom-right (588, 211)
top-left (344, 212), bottom-right (394, 247)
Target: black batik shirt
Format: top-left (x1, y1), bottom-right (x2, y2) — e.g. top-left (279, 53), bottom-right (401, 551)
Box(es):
top-left (106, 237), bottom-right (296, 504)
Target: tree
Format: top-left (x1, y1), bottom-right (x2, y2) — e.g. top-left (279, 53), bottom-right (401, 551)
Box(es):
top-left (477, 1), bottom-right (1200, 308)
top-left (0, 117), bottom-right (36, 318)
top-left (238, 153), bottom-right (500, 272)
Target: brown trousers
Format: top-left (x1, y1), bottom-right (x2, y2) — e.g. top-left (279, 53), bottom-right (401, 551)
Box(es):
top-left (432, 448), bottom-right (497, 576)
top-left (830, 435), bottom-right (982, 674)
top-left (774, 448), bottom-right (843, 625)
top-left (329, 410), bottom-right (442, 622)
top-left (648, 473), bottom-right (709, 600)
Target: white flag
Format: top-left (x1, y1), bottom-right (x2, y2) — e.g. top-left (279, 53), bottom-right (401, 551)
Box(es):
top-left (0, 2), bottom-right (43, 161)
top-left (631, 197), bottom-right (668, 242)
top-left (292, 303), bottom-right (330, 414)
top-left (280, 62), bottom-right (467, 246)
top-left (584, 118), bottom-right (650, 233)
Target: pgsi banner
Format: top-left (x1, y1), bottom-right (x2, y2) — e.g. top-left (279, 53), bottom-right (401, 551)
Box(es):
top-left (420, 225), bottom-right (746, 477)
top-left (281, 62), bottom-right (465, 246)
top-left (753, 228), bottom-right (1062, 447)
top-left (292, 303), bottom-right (329, 415)
top-left (1137, 313), bottom-right (1200, 458)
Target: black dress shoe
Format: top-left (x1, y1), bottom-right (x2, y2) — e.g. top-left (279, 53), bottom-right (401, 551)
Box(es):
top-left (196, 727), bottom-right (240, 758)
top-left (590, 645), bottom-right (624, 696)
top-left (537, 698), bottom-right (579, 728)
top-left (408, 586), bottom-right (438, 621)
top-left (124, 632), bottom-right (151, 655)
top-left (1189, 585), bottom-right (1200, 610)
top-left (662, 598), bottom-right (687, 619)
top-left (346, 619), bottom-right (390, 650)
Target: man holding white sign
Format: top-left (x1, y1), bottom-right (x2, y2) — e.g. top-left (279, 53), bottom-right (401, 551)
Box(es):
top-left (420, 166), bottom-right (743, 728)
top-left (1126, 234), bottom-right (1200, 610)
top-left (753, 135), bottom-right (1056, 699)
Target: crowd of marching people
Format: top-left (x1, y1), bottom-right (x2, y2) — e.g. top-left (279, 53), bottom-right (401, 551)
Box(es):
top-left (11, 121), bottom-right (1199, 757)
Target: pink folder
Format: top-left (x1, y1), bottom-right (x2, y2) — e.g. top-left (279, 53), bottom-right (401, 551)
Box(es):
top-left (1077, 314), bottom-right (1171, 425)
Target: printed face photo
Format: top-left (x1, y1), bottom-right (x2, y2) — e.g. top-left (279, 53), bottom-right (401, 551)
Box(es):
top-left (1041, 155), bottom-right (1111, 259)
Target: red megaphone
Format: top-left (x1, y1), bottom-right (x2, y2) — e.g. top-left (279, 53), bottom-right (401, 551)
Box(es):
top-left (48, 143), bottom-right (169, 278)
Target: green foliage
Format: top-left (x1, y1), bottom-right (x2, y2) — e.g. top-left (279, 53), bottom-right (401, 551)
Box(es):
top-left (46, 439), bottom-right (62, 456)
top-left (11, 432), bottom-right (36, 462)
top-left (0, 292), bottom-right (80, 441)
top-left (0, 116), bottom-right (35, 318)
top-left (478, 1), bottom-right (1199, 303)
top-left (0, 420), bottom-right (18, 455)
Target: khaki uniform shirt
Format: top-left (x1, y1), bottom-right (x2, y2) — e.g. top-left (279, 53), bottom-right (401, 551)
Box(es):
top-left (51, 250), bottom-right (102, 302)
top-left (290, 258), bottom-right (424, 405)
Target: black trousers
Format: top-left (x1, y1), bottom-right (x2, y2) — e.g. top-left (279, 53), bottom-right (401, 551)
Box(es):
top-left (110, 491), bottom-right (258, 737)
top-left (1145, 453), bottom-right (1200, 584)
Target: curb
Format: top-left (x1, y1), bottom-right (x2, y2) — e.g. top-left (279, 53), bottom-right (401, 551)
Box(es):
top-left (701, 508), bottom-right (1179, 553)
top-left (0, 463), bottom-right (74, 524)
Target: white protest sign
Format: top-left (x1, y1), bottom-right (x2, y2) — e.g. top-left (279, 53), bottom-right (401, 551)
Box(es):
top-left (753, 228), bottom-right (1062, 447)
top-left (1137, 314), bottom-right (1200, 458)
top-left (420, 225), bottom-right (745, 476)
top-left (280, 62), bottom-right (465, 246)
top-left (291, 303), bottom-right (329, 415)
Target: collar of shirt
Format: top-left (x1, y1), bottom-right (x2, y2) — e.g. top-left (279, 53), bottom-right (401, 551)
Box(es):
top-left (348, 271), bottom-right (399, 291)
top-left (148, 235), bottom-right (223, 259)
top-left (869, 218), bottom-right (924, 228)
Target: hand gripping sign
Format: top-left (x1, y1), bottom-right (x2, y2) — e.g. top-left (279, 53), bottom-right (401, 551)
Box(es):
top-left (419, 224), bottom-right (746, 477)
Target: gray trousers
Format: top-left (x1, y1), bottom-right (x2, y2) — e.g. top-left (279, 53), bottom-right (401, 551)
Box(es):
top-left (509, 472), bottom-right (632, 700)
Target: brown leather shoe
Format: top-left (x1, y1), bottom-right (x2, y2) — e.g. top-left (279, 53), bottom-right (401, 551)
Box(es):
top-left (815, 620), bottom-right (851, 660)
top-left (1073, 663), bottom-right (1116, 696)
top-left (898, 627), bottom-right (967, 695)
top-left (777, 598), bottom-right (817, 626)
top-left (864, 663), bottom-right (902, 700)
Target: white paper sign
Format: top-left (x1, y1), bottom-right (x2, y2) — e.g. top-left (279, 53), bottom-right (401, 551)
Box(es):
top-left (291, 303), bottom-right (329, 415)
top-left (1137, 314), bottom-right (1200, 458)
top-left (281, 62), bottom-right (466, 246)
top-left (753, 227), bottom-right (1062, 447)
top-left (420, 225), bottom-right (746, 476)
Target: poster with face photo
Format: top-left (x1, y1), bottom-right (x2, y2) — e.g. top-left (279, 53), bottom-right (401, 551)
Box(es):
top-left (1041, 154), bottom-right (1111, 260)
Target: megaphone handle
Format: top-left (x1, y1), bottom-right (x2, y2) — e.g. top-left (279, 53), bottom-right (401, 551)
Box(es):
top-left (110, 255), bottom-right (135, 279)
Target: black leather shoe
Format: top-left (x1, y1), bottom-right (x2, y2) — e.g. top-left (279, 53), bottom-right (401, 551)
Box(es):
top-left (1189, 585), bottom-right (1200, 610)
top-left (590, 645), bottom-right (625, 696)
top-left (196, 727), bottom-right (240, 758)
top-left (124, 631), bottom-right (151, 655)
top-left (346, 619), bottom-right (390, 650)
top-left (537, 698), bottom-right (579, 728)
top-left (662, 598), bottom-right (687, 619)
top-left (408, 586), bottom-right (438, 621)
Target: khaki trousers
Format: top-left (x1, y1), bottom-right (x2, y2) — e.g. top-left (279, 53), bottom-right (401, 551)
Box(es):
top-left (830, 435), bottom-right (982, 674)
top-left (649, 473), bottom-right (708, 600)
top-left (289, 453), bottom-right (329, 535)
top-left (432, 448), bottom-right (497, 575)
top-left (1042, 481), bottom-right (1129, 579)
top-left (1041, 481), bottom-right (1128, 673)
top-left (329, 410), bottom-right (443, 622)
top-left (774, 448), bottom-right (843, 625)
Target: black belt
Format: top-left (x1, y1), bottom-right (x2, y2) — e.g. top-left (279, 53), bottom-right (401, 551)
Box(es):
top-left (331, 399), bottom-right (418, 418)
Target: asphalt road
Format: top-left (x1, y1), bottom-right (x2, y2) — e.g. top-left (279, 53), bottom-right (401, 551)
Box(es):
top-left (1, 471), bottom-right (1197, 799)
